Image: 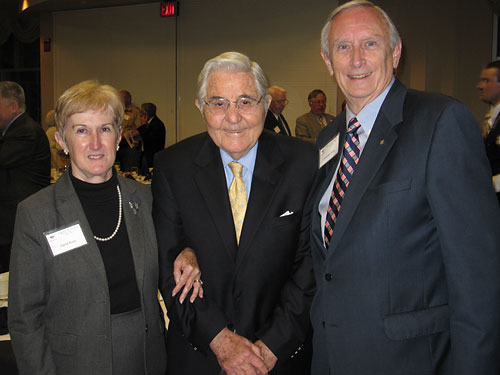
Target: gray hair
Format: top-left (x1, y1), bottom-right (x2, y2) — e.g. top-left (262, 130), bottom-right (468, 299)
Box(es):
top-left (268, 86), bottom-right (286, 96)
top-left (197, 51), bottom-right (268, 110)
top-left (141, 102), bottom-right (157, 118)
top-left (0, 81), bottom-right (26, 111)
top-left (320, 0), bottom-right (401, 59)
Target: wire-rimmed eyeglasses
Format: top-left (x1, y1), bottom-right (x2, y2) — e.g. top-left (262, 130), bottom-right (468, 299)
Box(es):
top-left (204, 96), bottom-right (263, 115)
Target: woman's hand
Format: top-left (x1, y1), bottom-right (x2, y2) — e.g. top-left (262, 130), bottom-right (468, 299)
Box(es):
top-left (172, 247), bottom-right (204, 303)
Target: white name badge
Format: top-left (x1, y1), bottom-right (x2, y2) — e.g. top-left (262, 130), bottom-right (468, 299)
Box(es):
top-left (319, 133), bottom-right (339, 169)
top-left (44, 222), bottom-right (88, 257)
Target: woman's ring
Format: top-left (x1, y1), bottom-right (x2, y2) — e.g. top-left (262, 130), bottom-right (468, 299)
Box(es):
top-left (194, 279), bottom-right (203, 285)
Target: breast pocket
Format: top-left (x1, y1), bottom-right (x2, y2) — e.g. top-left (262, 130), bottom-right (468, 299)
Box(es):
top-left (269, 210), bottom-right (302, 228)
top-left (369, 178), bottom-right (412, 194)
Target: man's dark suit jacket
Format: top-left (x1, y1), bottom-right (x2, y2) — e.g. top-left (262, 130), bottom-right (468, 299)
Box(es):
top-left (137, 115), bottom-right (165, 168)
top-left (152, 130), bottom-right (317, 375)
top-left (0, 112), bottom-right (50, 272)
top-left (484, 115), bottom-right (500, 203)
top-left (309, 79), bottom-right (500, 375)
top-left (264, 109), bottom-right (291, 136)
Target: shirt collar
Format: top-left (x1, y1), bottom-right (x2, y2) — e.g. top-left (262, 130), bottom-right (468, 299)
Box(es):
top-left (219, 141), bottom-right (258, 174)
top-left (346, 77), bottom-right (395, 136)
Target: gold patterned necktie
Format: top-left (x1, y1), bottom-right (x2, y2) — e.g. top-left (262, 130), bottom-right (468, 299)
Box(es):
top-left (482, 113), bottom-right (492, 139)
top-left (228, 162), bottom-right (247, 244)
top-left (319, 116), bottom-right (327, 128)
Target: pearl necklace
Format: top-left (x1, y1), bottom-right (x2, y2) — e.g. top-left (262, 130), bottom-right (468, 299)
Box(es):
top-left (94, 185), bottom-right (122, 242)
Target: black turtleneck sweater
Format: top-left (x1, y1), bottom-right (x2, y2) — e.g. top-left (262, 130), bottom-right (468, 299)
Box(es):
top-left (70, 172), bottom-right (141, 314)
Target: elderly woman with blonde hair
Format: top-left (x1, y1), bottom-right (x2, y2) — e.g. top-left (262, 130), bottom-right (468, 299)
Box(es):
top-left (8, 80), bottom-right (202, 375)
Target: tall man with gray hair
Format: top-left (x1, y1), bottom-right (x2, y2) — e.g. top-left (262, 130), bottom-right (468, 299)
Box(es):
top-left (309, 1), bottom-right (500, 374)
top-left (153, 52), bottom-right (316, 375)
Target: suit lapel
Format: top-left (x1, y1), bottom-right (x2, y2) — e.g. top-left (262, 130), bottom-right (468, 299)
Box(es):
top-left (119, 178), bottom-right (145, 291)
top-left (236, 133), bottom-right (282, 266)
top-left (312, 114), bottom-right (346, 255)
top-left (54, 172), bottom-right (108, 286)
top-left (326, 80), bottom-right (406, 254)
top-left (194, 135), bottom-right (239, 260)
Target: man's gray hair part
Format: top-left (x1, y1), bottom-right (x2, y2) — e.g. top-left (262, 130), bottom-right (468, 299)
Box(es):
top-left (320, 0), bottom-right (401, 59)
top-left (197, 51), bottom-right (268, 111)
top-left (0, 81), bottom-right (26, 111)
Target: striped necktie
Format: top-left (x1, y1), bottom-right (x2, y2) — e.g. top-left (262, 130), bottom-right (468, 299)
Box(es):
top-left (324, 117), bottom-right (361, 246)
top-left (228, 162), bottom-right (247, 244)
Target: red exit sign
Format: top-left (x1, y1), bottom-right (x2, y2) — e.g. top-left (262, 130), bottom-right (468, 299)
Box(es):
top-left (161, 2), bottom-right (178, 17)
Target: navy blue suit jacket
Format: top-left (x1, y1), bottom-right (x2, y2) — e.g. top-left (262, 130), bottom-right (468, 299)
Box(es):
top-left (309, 79), bottom-right (500, 375)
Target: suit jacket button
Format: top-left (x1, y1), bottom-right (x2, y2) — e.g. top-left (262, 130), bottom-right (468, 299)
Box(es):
top-left (322, 321), bottom-right (326, 328)
top-left (325, 273), bottom-right (333, 281)
top-left (145, 324), bottom-right (148, 332)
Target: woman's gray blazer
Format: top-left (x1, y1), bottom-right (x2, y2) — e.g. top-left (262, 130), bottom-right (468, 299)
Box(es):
top-left (8, 171), bottom-right (167, 375)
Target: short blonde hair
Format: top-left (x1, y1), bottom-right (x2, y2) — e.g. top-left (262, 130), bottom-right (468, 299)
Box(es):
top-left (55, 80), bottom-right (124, 141)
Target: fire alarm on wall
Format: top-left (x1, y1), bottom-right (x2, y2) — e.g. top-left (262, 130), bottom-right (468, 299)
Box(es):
top-left (160, 2), bottom-right (179, 17)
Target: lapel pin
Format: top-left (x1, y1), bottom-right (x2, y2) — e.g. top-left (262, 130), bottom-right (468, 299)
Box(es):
top-left (129, 202), bottom-right (139, 215)
top-left (380, 139), bottom-right (385, 145)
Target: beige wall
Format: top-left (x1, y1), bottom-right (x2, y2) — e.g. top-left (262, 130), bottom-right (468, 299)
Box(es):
top-left (175, 0), bottom-right (339, 140)
top-left (45, 1), bottom-right (339, 145)
top-left (385, 0), bottom-right (493, 123)
top-left (41, 0), bottom-right (495, 144)
top-left (49, 3), bottom-right (177, 144)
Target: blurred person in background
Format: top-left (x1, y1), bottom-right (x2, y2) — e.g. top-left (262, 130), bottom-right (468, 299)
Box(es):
top-left (264, 86), bottom-right (291, 135)
top-left (138, 102), bottom-right (165, 168)
top-left (295, 89), bottom-right (335, 144)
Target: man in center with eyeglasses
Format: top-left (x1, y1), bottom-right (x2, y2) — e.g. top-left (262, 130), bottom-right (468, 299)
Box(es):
top-left (152, 51), bottom-right (316, 375)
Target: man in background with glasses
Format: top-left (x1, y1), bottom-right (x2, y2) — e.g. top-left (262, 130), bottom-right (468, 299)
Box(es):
top-left (295, 89), bottom-right (335, 144)
top-left (264, 86), bottom-right (291, 136)
top-left (153, 52), bottom-right (316, 375)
